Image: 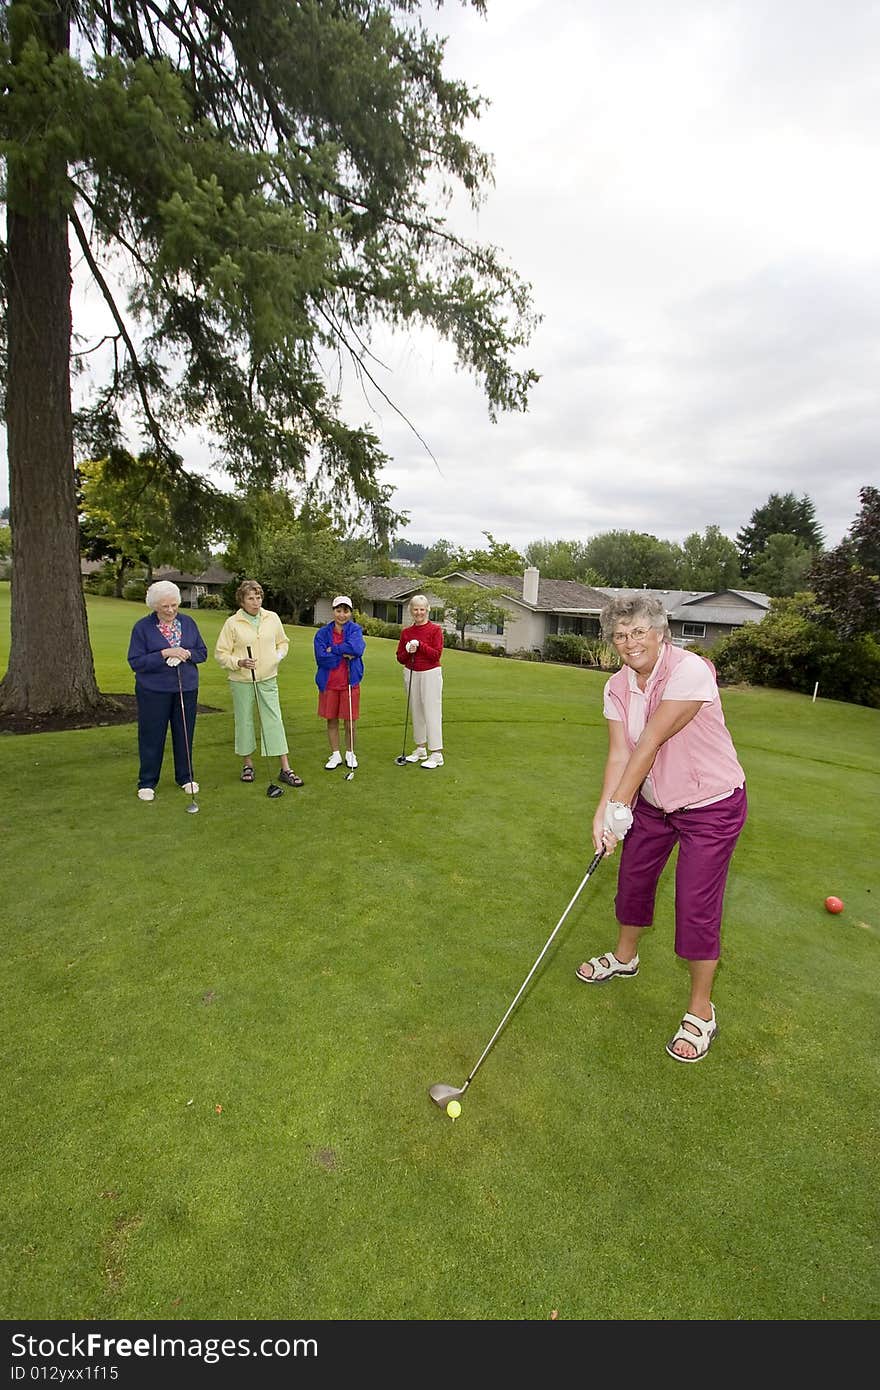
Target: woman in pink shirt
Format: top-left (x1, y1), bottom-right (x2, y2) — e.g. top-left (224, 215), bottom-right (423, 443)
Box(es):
top-left (576, 595), bottom-right (747, 1063)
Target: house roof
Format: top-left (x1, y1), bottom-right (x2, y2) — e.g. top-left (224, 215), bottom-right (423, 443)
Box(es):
top-left (596, 586), bottom-right (770, 618)
top-left (444, 570), bottom-right (611, 613)
top-left (354, 576), bottom-right (426, 601)
top-left (355, 574), bottom-right (770, 626)
top-left (154, 564), bottom-right (233, 586)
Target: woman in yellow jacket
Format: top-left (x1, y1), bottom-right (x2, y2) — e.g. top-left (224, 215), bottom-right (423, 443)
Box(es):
top-left (214, 579), bottom-right (304, 786)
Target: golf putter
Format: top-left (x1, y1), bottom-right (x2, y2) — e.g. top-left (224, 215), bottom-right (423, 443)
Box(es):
top-left (428, 847), bottom-right (606, 1107)
top-left (395, 659), bottom-right (415, 765)
top-left (247, 645), bottom-right (283, 799)
top-left (344, 670), bottom-right (356, 780)
top-left (172, 662), bottom-right (199, 814)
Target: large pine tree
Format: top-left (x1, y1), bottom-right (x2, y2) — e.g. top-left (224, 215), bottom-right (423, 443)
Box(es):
top-left (1, 1), bottom-right (538, 715)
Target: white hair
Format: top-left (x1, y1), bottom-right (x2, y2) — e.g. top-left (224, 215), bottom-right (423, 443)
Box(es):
top-left (145, 580), bottom-right (181, 609)
top-left (409, 594), bottom-right (429, 610)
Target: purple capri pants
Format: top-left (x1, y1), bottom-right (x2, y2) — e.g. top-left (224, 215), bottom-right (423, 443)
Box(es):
top-left (614, 786), bottom-right (747, 961)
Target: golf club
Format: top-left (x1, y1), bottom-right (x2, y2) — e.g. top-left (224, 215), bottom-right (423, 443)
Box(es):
top-left (172, 662), bottom-right (199, 814)
top-left (247, 644), bottom-right (283, 799)
top-left (344, 667), bottom-right (356, 780)
top-left (428, 847), bottom-right (606, 1108)
top-left (394, 659), bottom-right (415, 766)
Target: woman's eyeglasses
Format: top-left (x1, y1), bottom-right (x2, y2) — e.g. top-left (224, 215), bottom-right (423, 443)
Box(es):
top-left (612, 627), bottom-right (650, 645)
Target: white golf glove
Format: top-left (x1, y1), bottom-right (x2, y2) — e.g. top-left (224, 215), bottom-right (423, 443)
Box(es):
top-left (603, 801), bottom-right (633, 838)
top-left (405, 639), bottom-right (419, 654)
top-left (166, 657), bottom-right (182, 667)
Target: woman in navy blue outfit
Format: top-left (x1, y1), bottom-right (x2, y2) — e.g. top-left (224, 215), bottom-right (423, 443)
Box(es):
top-left (127, 581), bottom-right (208, 802)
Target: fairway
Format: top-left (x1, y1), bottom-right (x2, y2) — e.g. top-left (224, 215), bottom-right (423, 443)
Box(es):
top-left (1, 591), bottom-right (877, 1321)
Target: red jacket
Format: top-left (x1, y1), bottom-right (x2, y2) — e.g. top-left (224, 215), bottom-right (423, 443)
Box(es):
top-left (396, 622), bottom-right (443, 671)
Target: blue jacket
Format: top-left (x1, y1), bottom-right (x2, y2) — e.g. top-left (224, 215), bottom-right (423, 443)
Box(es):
top-left (127, 612), bottom-right (208, 693)
top-left (314, 619), bottom-right (365, 690)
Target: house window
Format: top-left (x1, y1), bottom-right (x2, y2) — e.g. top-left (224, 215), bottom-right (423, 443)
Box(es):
top-left (429, 606), bottom-right (444, 623)
top-left (468, 621), bottom-right (504, 635)
top-left (681, 622), bottom-right (706, 639)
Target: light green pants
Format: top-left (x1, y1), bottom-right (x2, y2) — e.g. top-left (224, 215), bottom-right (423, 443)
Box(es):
top-left (231, 677), bottom-right (289, 757)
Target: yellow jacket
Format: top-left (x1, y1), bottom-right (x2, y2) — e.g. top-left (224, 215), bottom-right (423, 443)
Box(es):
top-left (214, 608), bottom-right (290, 682)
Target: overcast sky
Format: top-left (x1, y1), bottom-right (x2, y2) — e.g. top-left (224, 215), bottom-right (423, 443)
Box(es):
top-left (3, 0), bottom-right (877, 554)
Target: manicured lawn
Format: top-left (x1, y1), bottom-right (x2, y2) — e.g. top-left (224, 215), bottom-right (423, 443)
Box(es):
top-left (1, 588), bottom-right (877, 1320)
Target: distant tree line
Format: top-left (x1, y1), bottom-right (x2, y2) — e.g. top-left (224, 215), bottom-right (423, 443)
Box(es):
top-left (392, 492), bottom-right (827, 597)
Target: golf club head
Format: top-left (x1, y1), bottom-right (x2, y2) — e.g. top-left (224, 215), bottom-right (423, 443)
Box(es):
top-left (186, 802), bottom-right (199, 814)
top-left (428, 1082), bottom-right (467, 1108)
top-left (266, 783), bottom-right (284, 798)
top-left (394, 755), bottom-right (408, 765)
top-left (343, 769), bottom-right (355, 781)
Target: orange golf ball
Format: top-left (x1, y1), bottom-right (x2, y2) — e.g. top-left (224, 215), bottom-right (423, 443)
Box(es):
top-left (824, 896), bottom-right (844, 914)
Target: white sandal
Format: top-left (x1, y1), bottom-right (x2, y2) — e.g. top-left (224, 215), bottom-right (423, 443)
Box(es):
top-left (575, 951), bottom-right (639, 984)
top-left (665, 1004), bottom-right (717, 1062)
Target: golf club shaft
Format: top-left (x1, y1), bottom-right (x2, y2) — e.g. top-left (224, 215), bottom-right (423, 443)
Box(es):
top-left (460, 848), bottom-right (606, 1089)
top-left (247, 645), bottom-right (267, 757)
top-left (399, 660), bottom-right (414, 759)
top-left (175, 665), bottom-right (197, 799)
top-left (346, 665), bottom-right (355, 771)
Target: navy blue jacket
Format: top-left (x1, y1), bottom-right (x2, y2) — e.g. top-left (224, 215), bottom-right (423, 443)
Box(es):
top-left (314, 619), bottom-right (365, 690)
top-left (127, 612), bottom-right (208, 693)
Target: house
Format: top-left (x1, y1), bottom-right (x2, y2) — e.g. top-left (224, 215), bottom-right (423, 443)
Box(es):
top-left (596, 588), bottom-right (771, 647)
top-left (323, 570), bottom-right (771, 656)
top-left (150, 563), bottom-right (234, 607)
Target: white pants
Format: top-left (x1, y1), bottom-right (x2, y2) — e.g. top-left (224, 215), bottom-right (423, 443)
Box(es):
top-left (406, 666), bottom-right (443, 752)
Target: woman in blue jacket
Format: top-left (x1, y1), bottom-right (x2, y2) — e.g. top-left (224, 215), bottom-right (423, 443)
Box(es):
top-left (314, 596), bottom-right (365, 769)
top-left (127, 581), bottom-right (208, 801)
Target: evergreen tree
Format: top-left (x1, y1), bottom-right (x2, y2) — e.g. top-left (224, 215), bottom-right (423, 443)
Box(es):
top-left (736, 492), bottom-right (824, 577)
top-left (807, 486), bottom-right (880, 639)
top-left (1, 0), bottom-right (537, 716)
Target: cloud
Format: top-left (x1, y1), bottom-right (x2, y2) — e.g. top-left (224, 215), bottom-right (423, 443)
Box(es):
top-left (3, 0), bottom-right (877, 556)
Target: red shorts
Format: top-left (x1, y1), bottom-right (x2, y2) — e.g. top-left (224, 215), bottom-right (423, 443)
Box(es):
top-left (318, 685), bottom-right (361, 720)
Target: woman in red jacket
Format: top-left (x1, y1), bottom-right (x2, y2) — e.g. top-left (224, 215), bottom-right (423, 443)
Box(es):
top-left (395, 595), bottom-right (444, 769)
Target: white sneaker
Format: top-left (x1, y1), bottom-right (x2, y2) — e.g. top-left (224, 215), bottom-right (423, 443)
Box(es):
top-left (325, 751), bottom-right (343, 769)
top-left (345, 751), bottom-right (358, 768)
top-left (181, 781), bottom-right (199, 794)
top-left (421, 753), bottom-right (444, 769)
top-left (405, 747), bottom-right (427, 763)
top-left (137, 788), bottom-right (155, 802)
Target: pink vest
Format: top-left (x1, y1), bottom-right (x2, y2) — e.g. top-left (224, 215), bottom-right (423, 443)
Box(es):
top-left (605, 644), bottom-right (745, 812)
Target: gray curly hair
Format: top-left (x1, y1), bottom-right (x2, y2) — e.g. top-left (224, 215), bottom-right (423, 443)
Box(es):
top-left (599, 594), bottom-right (670, 642)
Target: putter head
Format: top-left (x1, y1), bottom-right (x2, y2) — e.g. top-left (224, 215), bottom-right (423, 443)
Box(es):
top-left (394, 755), bottom-right (408, 765)
top-left (266, 783), bottom-right (284, 798)
top-left (428, 1082), bottom-right (466, 1108)
top-left (343, 769), bottom-right (355, 781)
top-left (186, 802), bottom-right (199, 814)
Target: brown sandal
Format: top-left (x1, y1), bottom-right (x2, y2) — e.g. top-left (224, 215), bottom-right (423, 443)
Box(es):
top-left (240, 764), bottom-right (255, 782)
top-left (278, 769), bottom-right (304, 787)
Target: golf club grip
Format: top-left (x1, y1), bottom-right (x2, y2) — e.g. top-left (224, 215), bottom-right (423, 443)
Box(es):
top-left (246, 644), bottom-right (257, 682)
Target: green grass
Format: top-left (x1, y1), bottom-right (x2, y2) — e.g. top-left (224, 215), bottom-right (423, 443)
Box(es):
top-left (1, 587), bottom-right (878, 1320)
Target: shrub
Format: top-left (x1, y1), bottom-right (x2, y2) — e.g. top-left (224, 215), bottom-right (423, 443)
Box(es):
top-left (357, 615), bottom-right (403, 640)
top-left (122, 578), bottom-right (148, 603)
top-left (509, 647), bottom-right (543, 661)
top-left (83, 575), bottom-right (118, 597)
top-left (712, 595), bottom-right (880, 707)
top-left (198, 593), bottom-right (223, 610)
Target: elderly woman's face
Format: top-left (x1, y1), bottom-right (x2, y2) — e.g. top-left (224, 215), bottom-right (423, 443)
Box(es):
top-left (242, 589), bottom-right (263, 615)
top-left (611, 616), bottom-right (664, 675)
top-left (156, 596), bottom-right (179, 623)
top-left (410, 602), bottom-right (429, 624)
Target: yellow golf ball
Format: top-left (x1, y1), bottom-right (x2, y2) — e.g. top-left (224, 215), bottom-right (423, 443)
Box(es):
top-left (446, 1100), bottom-right (461, 1119)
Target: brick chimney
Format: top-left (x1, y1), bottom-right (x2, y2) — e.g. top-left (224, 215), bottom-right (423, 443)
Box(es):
top-left (523, 566), bottom-right (539, 606)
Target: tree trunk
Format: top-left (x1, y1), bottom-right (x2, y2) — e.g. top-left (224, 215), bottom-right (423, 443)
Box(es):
top-left (0, 4), bottom-right (103, 716)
